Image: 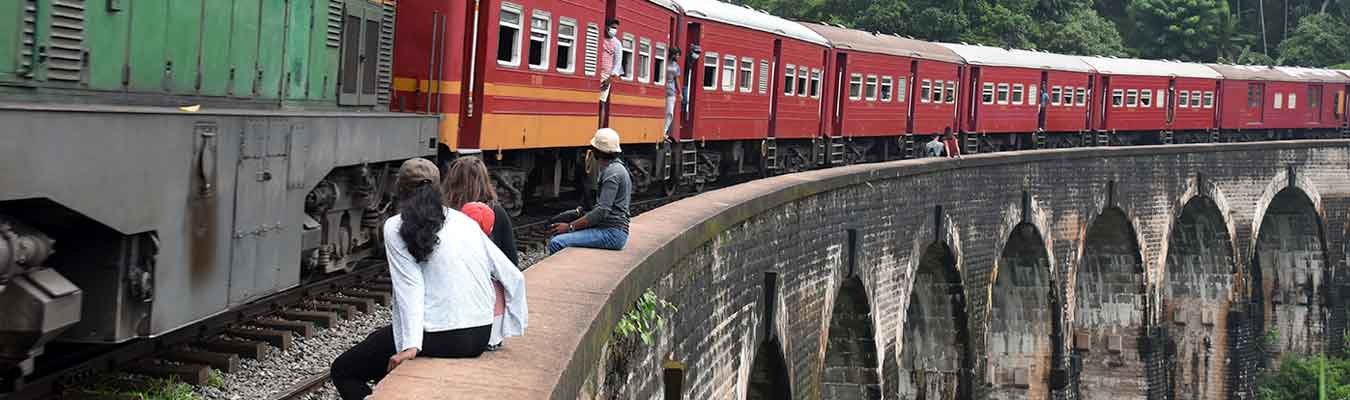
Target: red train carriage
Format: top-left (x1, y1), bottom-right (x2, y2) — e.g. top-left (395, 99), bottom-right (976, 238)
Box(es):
top-left (1077, 57), bottom-right (1221, 144)
top-left (801, 23), bottom-right (963, 163)
top-left (939, 43), bottom-right (1095, 149)
top-left (399, 0), bottom-right (679, 213)
top-left (1207, 65), bottom-right (1348, 139)
top-left (676, 0), bottom-right (830, 178)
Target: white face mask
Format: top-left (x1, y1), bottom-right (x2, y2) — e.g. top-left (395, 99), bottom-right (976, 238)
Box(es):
top-left (607, 27), bottom-right (618, 37)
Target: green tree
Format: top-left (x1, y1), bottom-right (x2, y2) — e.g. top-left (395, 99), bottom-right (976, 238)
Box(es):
top-left (1277, 13), bottom-right (1350, 66)
top-left (1040, 8), bottom-right (1130, 56)
top-left (1127, 0), bottom-right (1234, 61)
top-left (1257, 355), bottom-right (1350, 400)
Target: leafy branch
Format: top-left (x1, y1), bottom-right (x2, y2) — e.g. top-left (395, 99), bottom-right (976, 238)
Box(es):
top-left (613, 288), bottom-right (678, 346)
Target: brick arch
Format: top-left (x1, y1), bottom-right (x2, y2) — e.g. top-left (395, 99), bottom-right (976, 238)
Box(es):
top-left (1160, 195), bottom-right (1238, 400)
top-left (1071, 206), bottom-right (1149, 399)
top-left (746, 337), bottom-right (793, 400)
top-left (898, 241), bottom-right (972, 400)
top-left (822, 276), bottom-right (881, 399)
top-left (987, 222), bottom-right (1057, 400)
top-left (1158, 176), bottom-right (1241, 278)
top-left (1250, 186), bottom-right (1330, 363)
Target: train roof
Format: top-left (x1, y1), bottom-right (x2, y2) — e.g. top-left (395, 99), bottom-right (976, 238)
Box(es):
top-left (1202, 64), bottom-right (1338, 82)
top-left (798, 22), bottom-right (964, 64)
top-left (647, 0), bottom-right (680, 11)
top-left (936, 43), bottom-right (1093, 73)
top-left (1076, 56), bottom-right (1221, 79)
top-left (1275, 66), bottom-right (1350, 83)
top-left (674, 0), bottom-right (830, 46)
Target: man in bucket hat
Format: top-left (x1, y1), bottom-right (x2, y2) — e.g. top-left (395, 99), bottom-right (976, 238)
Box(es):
top-left (548, 128), bottom-right (632, 254)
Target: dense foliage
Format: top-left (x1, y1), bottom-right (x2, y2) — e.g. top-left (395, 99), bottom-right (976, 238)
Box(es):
top-left (1257, 355), bottom-right (1350, 400)
top-left (727, 0), bottom-right (1350, 66)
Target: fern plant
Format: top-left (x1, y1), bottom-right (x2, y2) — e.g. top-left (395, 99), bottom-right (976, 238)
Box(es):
top-left (613, 288), bottom-right (678, 346)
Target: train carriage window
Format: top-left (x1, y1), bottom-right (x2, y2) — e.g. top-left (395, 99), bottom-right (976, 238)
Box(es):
top-left (1179, 91), bottom-right (1190, 108)
top-left (1125, 89), bottom-right (1138, 107)
top-left (1061, 86), bottom-right (1074, 106)
top-left (621, 35), bottom-right (635, 80)
top-left (702, 52), bottom-right (718, 90)
top-left (1011, 84), bottom-right (1024, 105)
top-left (1052, 87), bottom-right (1064, 106)
top-left (497, 4), bottom-right (524, 66)
top-left (982, 83), bottom-right (995, 104)
top-left (1157, 89), bottom-right (1165, 108)
top-left (1028, 86), bottom-right (1037, 105)
top-left (1287, 93), bottom-right (1296, 109)
top-left (1075, 88), bottom-right (1087, 106)
top-left (896, 77), bottom-right (906, 102)
top-left (528, 11), bottom-right (551, 70)
top-left (1274, 93), bottom-right (1283, 109)
top-left (932, 80), bottom-right (944, 103)
top-left (739, 58), bottom-right (753, 93)
top-left (920, 80), bottom-right (932, 103)
top-left (880, 76), bottom-right (893, 102)
top-left (796, 66), bottom-right (808, 96)
top-left (848, 73), bottom-right (862, 100)
top-left (1203, 91), bottom-right (1214, 108)
top-left (1140, 89), bottom-right (1152, 107)
top-left (785, 65), bottom-right (798, 96)
top-left (1190, 90), bottom-right (1202, 108)
top-left (637, 39), bottom-right (652, 83)
top-left (1109, 89), bottom-right (1121, 107)
top-left (556, 19), bottom-right (577, 74)
top-left (865, 75), bottom-right (878, 101)
top-left (945, 81), bottom-right (956, 104)
top-left (1308, 86), bottom-right (1321, 111)
top-left (653, 43), bottom-right (666, 85)
top-left (583, 23), bottom-right (599, 76)
top-left (1247, 84), bottom-right (1263, 109)
top-left (996, 83), bottom-right (1009, 104)
top-left (759, 60), bottom-right (770, 94)
top-left (810, 69), bottom-right (822, 98)
top-left (721, 55), bottom-right (736, 92)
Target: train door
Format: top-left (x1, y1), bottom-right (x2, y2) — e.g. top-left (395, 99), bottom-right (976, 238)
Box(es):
top-left (679, 22), bottom-right (701, 142)
top-left (228, 121), bottom-right (294, 306)
top-left (961, 65), bottom-right (974, 131)
top-left (1166, 79), bottom-right (1176, 125)
top-left (906, 60), bottom-right (918, 133)
top-left (1084, 74), bottom-right (1095, 130)
top-left (1038, 71), bottom-right (1048, 130)
top-left (1249, 82), bottom-right (1265, 123)
top-left (460, 0), bottom-right (491, 149)
top-left (767, 39), bottom-right (783, 139)
top-left (831, 53), bottom-right (847, 137)
top-left (1310, 84), bottom-right (1324, 123)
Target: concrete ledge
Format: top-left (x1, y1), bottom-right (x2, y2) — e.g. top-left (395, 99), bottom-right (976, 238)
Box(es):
top-left (370, 140), bottom-right (1349, 400)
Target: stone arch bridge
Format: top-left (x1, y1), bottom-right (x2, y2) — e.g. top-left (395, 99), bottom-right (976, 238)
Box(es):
top-left (373, 141), bottom-right (1350, 400)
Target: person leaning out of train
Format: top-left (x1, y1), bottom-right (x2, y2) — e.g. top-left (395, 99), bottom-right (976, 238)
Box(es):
top-left (599, 19), bottom-right (623, 103)
top-left (329, 158), bottom-right (527, 400)
top-left (664, 46), bottom-right (681, 138)
top-left (942, 128), bottom-right (962, 159)
top-left (442, 155), bottom-right (519, 352)
top-left (547, 128), bottom-right (632, 254)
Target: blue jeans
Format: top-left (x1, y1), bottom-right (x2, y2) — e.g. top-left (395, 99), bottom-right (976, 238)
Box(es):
top-left (548, 227), bottom-right (628, 254)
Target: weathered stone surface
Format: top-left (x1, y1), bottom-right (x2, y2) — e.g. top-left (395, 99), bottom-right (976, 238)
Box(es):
top-left (371, 141), bottom-right (1350, 400)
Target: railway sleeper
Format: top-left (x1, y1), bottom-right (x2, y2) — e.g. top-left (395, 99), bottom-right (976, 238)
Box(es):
top-left (279, 310), bottom-right (340, 328)
top-left (253, 320), bottom-right (317, 338)
top-left (308, 302), bottom-right (357, 319)
top-left (161, 349), bottom-right (240, 373)
top-left (319, 296), bottom-right (376, 313)
top-left (200, 339), bottom-right (269, 360)
top-left (127, 360), bottom-right (210, 386)
top-left (225, 328), bottom-right (294, 350)
top-left (340, 289), bottom-right (392, 306)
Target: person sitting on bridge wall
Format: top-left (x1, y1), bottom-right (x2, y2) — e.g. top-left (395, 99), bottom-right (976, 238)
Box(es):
top-left (548, 128), bottom-right (632, 254)
top-left (443, 155), bottom-right (518, 266)
top-left (942, 128), bottom-right (962, 159)
top-left (460, 201), bottom-right (510, 352)
top-left (330, 158), bottom-right (528, 400)
top-left (926, 134), bottom-right (946, 157)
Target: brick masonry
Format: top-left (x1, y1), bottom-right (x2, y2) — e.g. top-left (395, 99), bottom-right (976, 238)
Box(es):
top-left (369, 141), bottom-right (1350, 400)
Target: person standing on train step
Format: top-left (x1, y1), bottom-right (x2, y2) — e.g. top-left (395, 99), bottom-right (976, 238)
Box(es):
top-left (329, 158), bottom-right (527, 400)
top-left (599, 19), bottom-right (623, 106)
top-left (664, 46), bottom-right (681, 138)
top-left (942, 128), bottom-right (962, 159)
top-left (548, 128), bottom-right (631, 254)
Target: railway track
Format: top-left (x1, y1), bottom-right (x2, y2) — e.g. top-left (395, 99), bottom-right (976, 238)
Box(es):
top-left (511, 192), bottom-right (701, 263)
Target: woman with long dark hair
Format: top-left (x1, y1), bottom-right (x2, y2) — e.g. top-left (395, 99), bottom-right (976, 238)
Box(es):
top-left (442, 156), bottom-right (519, 351)
top-left (330, 158), bottom-right (527, 400)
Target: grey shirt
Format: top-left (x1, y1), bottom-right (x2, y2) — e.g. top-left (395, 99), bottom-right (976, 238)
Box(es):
top-left (926, 140), bottom-right (945, 157)
top-left (584, 159), bottom-right (632, 232)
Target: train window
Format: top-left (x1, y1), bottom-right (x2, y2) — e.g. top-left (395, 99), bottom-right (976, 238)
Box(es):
top-left (1054, 87), bottom-right (1065, 106)
top-left (895, 77), bottom-right (906, 102)
top-left (1179, 91), bottom-right (1190, 108)
top-left (1028, 85), bottom-right (1037, 106)
top-left (721, 55), bottom-right (736, 92)
top-left (865, 75), bottom-right (878, 101)
top-left (702, 52), bottom-right (718, 90)
top-left (1188, 90), bottom-right (1199, 108)
top-left (810, 69), bottom-right (822, 98)
top-left (1157, 89), bottom-right (1166, 108)
top-left (556, 19), bottom-right (577, 74)
top-left (786, 65), bottom-right (798, 96)
top-left (1109, 89), bottom-right (1120, 107)
top-left (920, 80), bottom-right (931, 103)
top-left (1274, 93), bottom-right (1283, 109)
top-left (653, 44), bottom-right (666, 85)
top-left (1287, 93), bottom-right (1296, 109)
top-left (739, 58), bottom-right (754, 93)
top-left (1140, 90), bottom-right (1152, 107)
top-left (528, 11), bottom-right (551, 70)
top-left (796, 66), bottom-right (808, 96)
top-left (1125, 89), bottom-right (1138, 107)
top-left (1075, 88), bottom-right (1087, 106)
top-left (981, 83), bottom-right (994, 104)
top-left (848, 73), bottom-right (862, 100)
top-left (1308, 86), bottom-right (1321, 111)
top-left (1247, 84), bottom-right (1263, 109)
top-left (1061, 87), bottom-right (1074, 106)
top-left (1011, 84), bottom-right (1024, 105)
top-left (637, 39), bottom-right (652, 83)
top-left (583, 23), bottom-right (599, 76)
top-left (933, 80), bottom-right (945, 103)
top-left (945, 81), bottom-right (956, 104)
top-left (880, 76), bottom-right (893, 102)
top-left (759, 60), bottom-right (770, 94)
top-left (996, 83), bottom-right (1009, 104)
top-left (621, 35), bottom-right (635, 81)
top-left (497, 4), bottom-right (524, 66)
top-left (1203, 91), bottom-right (1214, 108)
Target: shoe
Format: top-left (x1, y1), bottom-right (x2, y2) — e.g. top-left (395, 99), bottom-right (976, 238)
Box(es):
top-left (486, 343), bottom-right (502, 352)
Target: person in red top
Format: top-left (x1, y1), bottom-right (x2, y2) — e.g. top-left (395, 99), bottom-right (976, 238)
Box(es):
top-left (941, 128), bottom-right (962, 159)
top-left (461, 201), bottom-right (509, 351)
top-left (599, 20), bottom-right (622, 103)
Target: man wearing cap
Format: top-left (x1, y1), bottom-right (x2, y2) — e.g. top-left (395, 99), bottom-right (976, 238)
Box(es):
top-left (548, 128), bottom-right (632, 254)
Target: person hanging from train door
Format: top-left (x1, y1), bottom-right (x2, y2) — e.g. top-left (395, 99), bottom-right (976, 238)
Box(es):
top-left (683, 45), bottom-right (701, 116)
top-left (664, 46), bottom-right (682, 139)
top-left (330, 159), bottom-right (527, 400)
top-left (599, 19), bottom-right (623, 120)
top-left (547, 128), bottom-right (632, 254)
